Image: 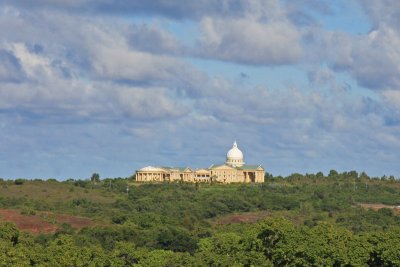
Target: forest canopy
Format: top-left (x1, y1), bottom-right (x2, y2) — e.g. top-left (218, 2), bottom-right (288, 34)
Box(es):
top-left (0, 171), bottom-right (400, 266)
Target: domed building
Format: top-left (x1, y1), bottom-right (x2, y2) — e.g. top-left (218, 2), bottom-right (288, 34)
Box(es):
top-left (209, 141), bottom-right (264, 183)
top-left (135, 141), bottom-right (264, 184)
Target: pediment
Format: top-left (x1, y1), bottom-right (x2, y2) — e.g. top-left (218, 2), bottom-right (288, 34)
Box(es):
top-left (210, 164), bottom-right (236, 170)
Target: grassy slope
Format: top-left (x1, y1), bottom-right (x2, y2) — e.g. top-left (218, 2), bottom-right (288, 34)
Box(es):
top-left (1, 175), bottom-right (400, 266)
top-left (0, 180), bottom-right (116, 204)
top-left (0, 176), bottom-right (400, 235)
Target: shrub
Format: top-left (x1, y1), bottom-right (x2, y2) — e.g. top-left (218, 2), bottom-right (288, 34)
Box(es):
top-left (55, 223), bottom-right (75, 235)
top-left (378, 208), bottom-right (394, 217)
top-left (111, 214), bottom-right (128, 224)
top-left (20, 208), bottom-right (36, 216)
top-left (14, 179), bottom-right (25, 185)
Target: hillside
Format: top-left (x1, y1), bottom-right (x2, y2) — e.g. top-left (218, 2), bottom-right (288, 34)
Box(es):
top-left (1, 172), bottom-right (400, 266)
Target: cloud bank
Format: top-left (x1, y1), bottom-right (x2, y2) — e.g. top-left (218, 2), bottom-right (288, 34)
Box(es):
top-left (1, 0), bottom-right (400, 178)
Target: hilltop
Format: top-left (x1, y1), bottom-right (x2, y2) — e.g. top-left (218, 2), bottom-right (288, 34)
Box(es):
top-left (1, 172), bottom-right (400, 266)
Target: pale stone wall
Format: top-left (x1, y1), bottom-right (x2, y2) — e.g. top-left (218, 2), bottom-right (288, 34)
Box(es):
top-left (194, 169), bottom-right (211, 182)
top-left (237, 171), bottom-right (245, 183)
top-left (256, 170), bottom-right (265, 183)
top-left (136, 171), bottom-right (165, 182)
top-left (170, 172), bottom-right (181, 182)
top-left (194, 170), bottom-right (211, 182)
top-left (136, 166), bottom-right (265, 184)
top-left (211, 169), bottom-right (237, 183)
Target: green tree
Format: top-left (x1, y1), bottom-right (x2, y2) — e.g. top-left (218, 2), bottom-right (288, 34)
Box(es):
top-left (43, 235), bottom-right (107, 266)
top-left (90, 173), bottom-right (100, 184)
top-left (366, 228), bottom-right (400, 266)
top-left (328, 169), bottom-right (339, 178)
top-left (196, 231), bottom-right (271, 266)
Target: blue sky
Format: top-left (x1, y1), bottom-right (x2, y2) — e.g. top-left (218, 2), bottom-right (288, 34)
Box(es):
top-left (1, 0), bottom-right (400, 179)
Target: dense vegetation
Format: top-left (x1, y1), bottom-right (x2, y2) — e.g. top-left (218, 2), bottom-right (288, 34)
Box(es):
top-left (1, 171), bottom-right (400, 266)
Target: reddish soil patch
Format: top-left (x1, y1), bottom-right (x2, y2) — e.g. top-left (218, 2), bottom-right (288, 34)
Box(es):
top-left (359, 203), bottom-right (400, 214)
top-left (0, 209), bottom-right (95, 234)
top-left (213, 211), bottom-right (270, 225)
top-left (0, 209), bottom-right (57, 234)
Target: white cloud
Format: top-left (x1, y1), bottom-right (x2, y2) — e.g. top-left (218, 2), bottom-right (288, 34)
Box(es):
top-left (2, 0), bottom-right (400, 178)
top-left (113, 86), bottom-right (189, 120)
top-left (197, 16), bottom-right (303, 65)
top-left (0, 41), bottom-right (189, 121)
top-left (299, 1), bottom-right (400, 94)
top-left (128, 24), bottom-right (182, 55)
top-left (0, 8), bottom-right (204, 123)
top-left (382, 90), bottom-right (400, 104)
top-left (359, 0), bottom-right (400, 30)
top-left (0, 48), bottom-right (24, 82)
top-left (1, 0), bottom-right (281, 20)
top-left (10, 42), bottom-right (53, 79)
top-left (91, 45), bottom-right (183, 82)
top-left (329, 27), bottom-right (400, 91)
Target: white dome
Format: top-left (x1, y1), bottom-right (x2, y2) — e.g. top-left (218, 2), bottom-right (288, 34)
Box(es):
top-left (226, 141), bottom-right (244, 167)
top-left (227, 141), bottom-right (243, 159)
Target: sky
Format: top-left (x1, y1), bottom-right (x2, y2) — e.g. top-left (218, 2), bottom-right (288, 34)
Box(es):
top-left (1, 0), bottom-right (400, 179)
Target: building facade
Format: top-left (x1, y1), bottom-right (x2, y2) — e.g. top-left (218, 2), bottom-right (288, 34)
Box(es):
top-left (135, 141), bottom-right (264, 184)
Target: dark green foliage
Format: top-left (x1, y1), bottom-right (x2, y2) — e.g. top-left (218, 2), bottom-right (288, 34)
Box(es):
top-left (73, 179), bottom-right (91, 188)
top-left (111, 214), bottom-right (128, 224)
top-left (378, 208), bottom-right (394, 217)
top-left (20, 207), bottom-right (36, 215)
top-left (0, 222), bottom-right (20, 245)
top-left (79, 226), bottom-right (130, 250)
top-left (90, 173), bottom-right (100, 184)
top-left (155, 226), bottom-right (198, 253)
top-left (1, 173), bottom-right (400, 266)
top-left (14, 178), bottom-right (25, 185)
top-left (55, 223), bottom-right (75, 236)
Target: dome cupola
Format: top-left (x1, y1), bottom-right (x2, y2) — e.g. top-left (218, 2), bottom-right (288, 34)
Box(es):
top-left (226, 141), bottom-right (244, 167)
